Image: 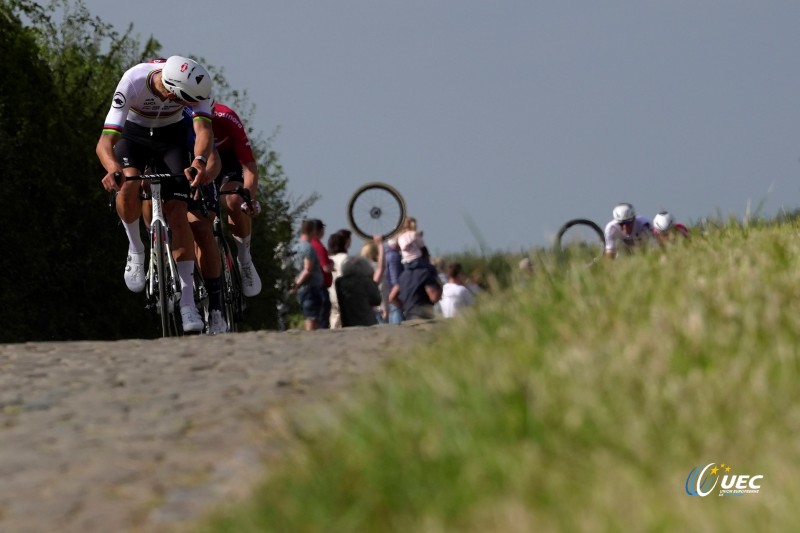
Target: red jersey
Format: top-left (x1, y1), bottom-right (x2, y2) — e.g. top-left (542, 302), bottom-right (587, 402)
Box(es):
top-left (212, 103), bottom-right (256, 165)
top-left (310, 238), bottom-right (333, 288)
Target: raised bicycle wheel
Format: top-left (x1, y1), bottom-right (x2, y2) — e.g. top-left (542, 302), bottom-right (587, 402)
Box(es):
top-left (554, 218), bottom-right (606, 267)
top-left (347, 182), bottom-right (406, 240)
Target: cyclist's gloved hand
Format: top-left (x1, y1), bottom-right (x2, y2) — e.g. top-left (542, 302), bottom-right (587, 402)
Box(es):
top-left (242, 200), bottom-right (261, 217)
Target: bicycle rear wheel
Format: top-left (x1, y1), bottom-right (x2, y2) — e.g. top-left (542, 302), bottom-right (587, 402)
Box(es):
top-left (554, 218), bottom-right (605, 267)
top-left (347, 182), bottom-right (406, 240)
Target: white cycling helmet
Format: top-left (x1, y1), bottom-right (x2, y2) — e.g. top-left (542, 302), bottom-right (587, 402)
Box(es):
top-left (161, 56), bottom-right (212, 103)
top-left (653, 211), bottom-right (675, 232)
top-left (612, 202), bottom-right (636, 223)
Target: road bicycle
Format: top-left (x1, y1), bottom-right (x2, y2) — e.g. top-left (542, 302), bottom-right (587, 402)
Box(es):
top-left (554, 218), bottom-right (606, 267)
top-left (193, 177), bottom-right (256, 333)
top-left (215, 185), bottom-right (254, 332)
top-left (347, 182), bottom-right (406, 240)
top-left (114, 170), bottom-right (194, 337)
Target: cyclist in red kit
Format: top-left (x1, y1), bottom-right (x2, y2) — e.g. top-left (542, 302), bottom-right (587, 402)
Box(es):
top-left (211, 102), bottom-right (264, 297)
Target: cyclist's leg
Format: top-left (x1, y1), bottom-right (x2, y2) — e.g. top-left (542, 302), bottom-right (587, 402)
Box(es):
top-left (188, 184), bottom-right (222, 279)
top-left (160, 145), bottom-right (204, 331)
top-left (114, 137), bottom-right (149, 291)
top-left (114, 138), bottom-right (147, 230)
top-left (188, 184), bottom-right (227, 334)
top-left (219, 168), bottom-right (261, 296)
top-left (220, 171), bottom-right (253, 256)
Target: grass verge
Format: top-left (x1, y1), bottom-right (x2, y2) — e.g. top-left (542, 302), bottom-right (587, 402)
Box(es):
top-left (199, 222), bottom-right (800, 532)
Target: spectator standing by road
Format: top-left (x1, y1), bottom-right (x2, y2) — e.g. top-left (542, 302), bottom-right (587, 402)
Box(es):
top-left (290, 219), bottom-right (324, 331)
top-left (327, 231), bottom-right (349, 329)
top-left (384, 238), bottom-right (404, 324)
top-left (388, 248), bottom-right (442, 321)
top-left (360, 236), bottom-right (387, 323)
top-left (336, 256), bottom-right (382, 327)
top-left (440, 263), bottom-right (476, 318)
top-left (310, 219), bottom-right (333, 328)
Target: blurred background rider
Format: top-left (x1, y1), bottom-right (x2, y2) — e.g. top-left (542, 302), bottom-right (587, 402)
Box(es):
top-left (604, 202), bottom-right (653, 259)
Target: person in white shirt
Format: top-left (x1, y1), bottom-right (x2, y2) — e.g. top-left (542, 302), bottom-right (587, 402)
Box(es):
top-left (604, 202), bottom-right (653, 259)
top-left (440, 263), bottom-right (476, 318)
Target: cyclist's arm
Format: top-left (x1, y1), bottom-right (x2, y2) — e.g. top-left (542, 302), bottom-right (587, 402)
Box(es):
top-left (96, 134), bottom-right (121, 174)
top-left (292, 257), bottom-right (314, 293)
top-left (206, 148), bottom-right (222, 180)
top-left (242, 161), bottom-right (259, 201)
top-left (190, 118), bottom-right (214, 186)
top-left (373, 236), bottom-right (385, 284)
top-left (97, 78), bottom-right (134, 190)
top-left (97, 134), bottom-right (124, 191)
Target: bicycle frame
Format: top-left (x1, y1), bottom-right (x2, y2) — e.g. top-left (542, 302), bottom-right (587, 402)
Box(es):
top-left (116, 171), bottom-right (188, 337)
top-left (146, 174), bottom-right (182, 335)
top-left (191, 178), bottom-right (249, 333)
top-left (216, 184), bottom-right (253, 331)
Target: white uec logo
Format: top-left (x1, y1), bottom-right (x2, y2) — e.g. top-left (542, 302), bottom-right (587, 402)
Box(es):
top-left (686, 463), bottom-right (763, 497)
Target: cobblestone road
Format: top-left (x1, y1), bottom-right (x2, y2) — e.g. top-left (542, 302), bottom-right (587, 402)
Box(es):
top-left (0, 322), bottom-right (437, 533)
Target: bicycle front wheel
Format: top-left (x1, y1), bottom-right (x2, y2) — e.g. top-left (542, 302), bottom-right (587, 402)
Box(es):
top-left (347, 182), bottom-right (406, 240)
top-left (153, 221), bottom-right (171, 337)
top-left (219, 235), bottom-right (243, 332)
top-left (554, 218), bottom-right (605, 267)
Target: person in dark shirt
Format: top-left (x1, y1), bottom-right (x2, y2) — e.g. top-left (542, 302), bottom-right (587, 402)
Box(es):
top-left (388, 248), bottom-right (442, 321)
top-left (336, 257), bottom-right (382, 327)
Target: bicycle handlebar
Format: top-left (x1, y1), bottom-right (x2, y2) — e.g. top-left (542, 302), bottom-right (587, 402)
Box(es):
top-left (113, 167), bottom-right (198, 186)
top-left (218, 186), bottom-right (252, 206)
top-left (216, 171), bottom-right (255, 212)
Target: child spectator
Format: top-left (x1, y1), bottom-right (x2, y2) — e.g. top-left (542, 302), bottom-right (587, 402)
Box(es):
top-left (397, 217), bottom-right (427, 268)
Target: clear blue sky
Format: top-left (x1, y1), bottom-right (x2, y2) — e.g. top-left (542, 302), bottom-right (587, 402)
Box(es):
top-left (80, 1), bottom-right (800, 253)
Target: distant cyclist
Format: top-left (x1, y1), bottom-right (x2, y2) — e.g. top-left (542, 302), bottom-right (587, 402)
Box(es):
top-left (97, 55), bottom-right (214, 333)
top-left (210, 102), bottom-right (263, 297)
top-left (652, 211), bottom-right (690, 242)
top-left (604, 202), bottom-right (653, 259)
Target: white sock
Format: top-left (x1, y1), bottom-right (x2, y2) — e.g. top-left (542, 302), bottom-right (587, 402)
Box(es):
top-left (123, 219), bottom-right (145, 254)
top-left (177, 261), bottom-right (195, 308)
top-left (234, 234), bottom-right (253, 264)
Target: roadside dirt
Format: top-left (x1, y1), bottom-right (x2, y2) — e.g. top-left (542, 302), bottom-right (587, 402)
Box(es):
top-left (0, 321), bottom-right (439, 533)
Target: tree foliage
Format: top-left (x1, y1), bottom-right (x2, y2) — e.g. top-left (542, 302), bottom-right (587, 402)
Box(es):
top-left (0, 0), bottom-right (304, 342)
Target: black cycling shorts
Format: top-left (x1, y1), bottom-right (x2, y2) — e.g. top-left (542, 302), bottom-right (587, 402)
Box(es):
top-left (115, 121), bottom-right (192, 202)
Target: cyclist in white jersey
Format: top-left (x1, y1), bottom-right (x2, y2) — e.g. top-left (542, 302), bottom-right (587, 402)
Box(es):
top-left (97, 55), bottom-right (214, 332)
top-left (604, 202), bottom-right (653, 259)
